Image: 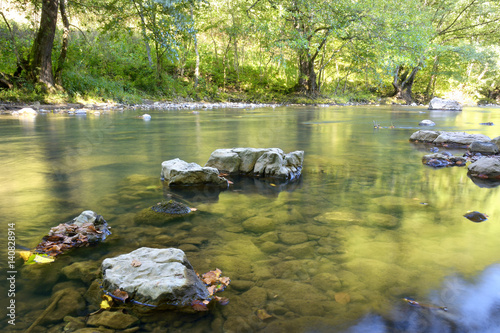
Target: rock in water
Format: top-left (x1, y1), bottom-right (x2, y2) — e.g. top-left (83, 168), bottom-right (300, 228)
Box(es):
top-left (161, 158), bottom-right (228, 188)
top-left (101, 247), bottom-right (210, 309)
top-left (428, 97), bottom-right (462, 111)
top-left (463, 211), bottom-right (488, 223)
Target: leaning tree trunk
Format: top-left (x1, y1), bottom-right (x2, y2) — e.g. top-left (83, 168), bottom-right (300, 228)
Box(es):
top-left (29, 0), bottom-right (59, 89)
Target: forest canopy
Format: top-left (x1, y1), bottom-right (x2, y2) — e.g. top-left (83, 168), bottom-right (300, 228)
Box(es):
top-left (1, 0), bottom-right (500, 104)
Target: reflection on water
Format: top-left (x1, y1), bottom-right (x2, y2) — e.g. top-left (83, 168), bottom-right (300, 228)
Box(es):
top-left (1, 106), bottom-right (500, 332)
top-left (348, 264), bottom-right (500, 333)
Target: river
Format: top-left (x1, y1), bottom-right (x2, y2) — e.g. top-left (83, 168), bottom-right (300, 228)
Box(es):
top-left (1, 104), bottom-right (500, 332)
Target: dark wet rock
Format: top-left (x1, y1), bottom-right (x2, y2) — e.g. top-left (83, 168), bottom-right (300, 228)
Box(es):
top-left (86, 311), bottom-right (139, 329)
top-left (205, 147), bottom-right (304, 180)
top-left (479, 122), bottom-right (494, 126)
top-left (230, 280), bottom-right (255, 292)
top-left (101, 247), bottom-right (210, 309)
top-left (419, 119), bottom-right (435, 126)
top-left (61, 260), bottom-right (100, 283)
top-left (463, 211), bottom-right (488, 223)
top-left (161, 158), bottom-right (228, 188)
top-left (422, 153), bottom-right (467, 168)
top-left (468, 156), bottom-right (500, 180)
top-left (469, 141), bottom-right (499, 155)
top-left (63, 316), bottom-right (86, 331)
top-left (428, 97), bottom-right (462, 111)
top-left (134, 200), bottom-right (192, 225)
top-left (73, 328), bottom-right (115, 333)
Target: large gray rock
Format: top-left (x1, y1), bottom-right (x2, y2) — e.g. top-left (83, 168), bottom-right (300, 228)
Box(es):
top-left (101, 247), bottom-right (209, 308)
top-left (468, 157), bottom-right (500, 179)
top-left (434, 132), bottom-right (491, 146)
top-left (428, 97), bottom-right (462, 111)
top-left (161, 158), bottom-right (228, 188)
top-left (409, 130), bottom-right (441, 143)
top-left (410, 130), bottom-right (491, 146)
top-left (205, 148), bottom-right (304, 180)
top-left (469, 141), bottom-right (499, 155)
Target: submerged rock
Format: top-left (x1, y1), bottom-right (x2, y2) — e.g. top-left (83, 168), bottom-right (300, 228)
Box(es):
top-left (101, 247), bottom-right (210, 309)
top-left (428, 97), bottom-right (462, 111)
top-left (161, 158), bottom-right (228, 188)
top-left (205, 148), bottom-right (304, 180)
top-left (134, 200), bottom-right (193, 225)
top-left (86, 311), bottom-right (139, 329)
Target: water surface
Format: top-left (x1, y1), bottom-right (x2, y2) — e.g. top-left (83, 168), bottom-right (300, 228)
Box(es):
top-left (1, 105), bottom-right (500, 332)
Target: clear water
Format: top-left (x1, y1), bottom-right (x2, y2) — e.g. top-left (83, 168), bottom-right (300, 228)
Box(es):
top-left (1, 105), bottom-right (500, 332)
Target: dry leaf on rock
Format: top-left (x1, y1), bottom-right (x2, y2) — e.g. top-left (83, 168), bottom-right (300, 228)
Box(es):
top-left (131, 259), bottom-right (142, 267)
top-left (112, 289), bottom-right (129, 302)
top-left (256, 309), bottom-right (273, 321)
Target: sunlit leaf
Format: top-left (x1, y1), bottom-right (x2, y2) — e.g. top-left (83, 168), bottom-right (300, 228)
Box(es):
top-left (33, 254), bottom-right (55, 264)
top-left (335, 292), bottom-right (351, 305)
top-left (19, 251), bottom-right (32, 262)
top-left (256, 309), bottom-right (273, 320)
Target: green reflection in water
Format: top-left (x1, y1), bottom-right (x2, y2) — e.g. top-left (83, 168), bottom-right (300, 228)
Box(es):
top-left (1, 106), bottom-right (500, 332)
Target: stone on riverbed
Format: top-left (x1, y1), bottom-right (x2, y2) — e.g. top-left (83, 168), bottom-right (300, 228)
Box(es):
top-left (161, 158), bottom-right (228, 188)
top-left (428, 97), bottom-right (462, 111)
top-left (205, 148), bottom-right (304, 180)
top-left (101, 247), bottom-right (210, 309)
top-left (422, 153), bottom-right (467, 168)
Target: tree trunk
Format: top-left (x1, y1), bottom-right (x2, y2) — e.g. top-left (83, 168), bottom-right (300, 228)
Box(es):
top-left (297, 50), bottom-right (317, 95)
top-left (392, 65), bottom-right (419, 104)
top-left (55, 0), bottom-right (69, 85)
top-left (424, 56), bottom-right (439, 101)
top-left (29, 0), bottom-right (59, 89)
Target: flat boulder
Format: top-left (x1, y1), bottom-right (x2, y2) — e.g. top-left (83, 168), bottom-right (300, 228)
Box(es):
top-left (161, 158), bottom-right (228, 188)
top-left (428, 97), bottom-right (462, 111)
top-left (101, 247), bottom-right (210, 309)
top-left (410, 130), bottom-right (491, 147)
top-left (205, 148), bottom-right (304, 180)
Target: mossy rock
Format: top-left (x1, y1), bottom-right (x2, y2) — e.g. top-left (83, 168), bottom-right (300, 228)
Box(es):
top-left (134, 200), bottom-right (192, 225)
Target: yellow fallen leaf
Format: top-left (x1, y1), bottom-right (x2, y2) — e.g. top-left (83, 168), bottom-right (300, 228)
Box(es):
top-left (33, 254), bottom-right (55, 264)
top-left (19, 251), bottom-right (32, 262)
top-left (100, 295), bottom-right (113, 310)
top-left (256, 309), bottom-right (272, 321)
top-left (335, 292), bottom-right (351, 305)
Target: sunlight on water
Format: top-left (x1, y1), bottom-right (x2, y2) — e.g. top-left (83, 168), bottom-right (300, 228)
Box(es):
top-left (1, 105), bottom-right (500, 332)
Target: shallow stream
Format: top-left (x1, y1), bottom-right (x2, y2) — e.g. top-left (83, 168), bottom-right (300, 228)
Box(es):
top-left (2, 105), bottom-right (500, 332)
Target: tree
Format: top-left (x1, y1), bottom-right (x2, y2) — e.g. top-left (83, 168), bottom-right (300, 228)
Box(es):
top-left (29, 0), bottom-right (59, 89)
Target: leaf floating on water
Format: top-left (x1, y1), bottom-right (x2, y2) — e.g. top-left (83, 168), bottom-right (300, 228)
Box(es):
top-left (256, 309), bottom-right (273, 321)
top-left (112, 289), bottom-right (129, 302)
top-left (463, 211), bottom-right (488, 223)
top-left (33, 254), bottom-right (55, 264)
top-left (334, 292), bottom-right (351, 305)
top-left (131, 259), bottom-right (142, 267)
top-left (190, 207), bottom-right (198, 212)
top-left (19, 251), bottom-right (32, 262)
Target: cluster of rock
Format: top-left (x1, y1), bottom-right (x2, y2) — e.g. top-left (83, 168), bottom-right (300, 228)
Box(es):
top-left (161, 148), bottom-right (304, 189)
top-left (428, 97), bottom-right (462, 111)
top-left (128, 101), bottom-right (280, 111)
top-left (410, 130), bottom-right (500, 185)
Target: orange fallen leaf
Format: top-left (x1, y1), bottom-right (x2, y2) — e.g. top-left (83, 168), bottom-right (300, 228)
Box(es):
top-left (191, 300), bottom-right (209, 311)
top-left (112, 289), bottom-right (129, 302)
